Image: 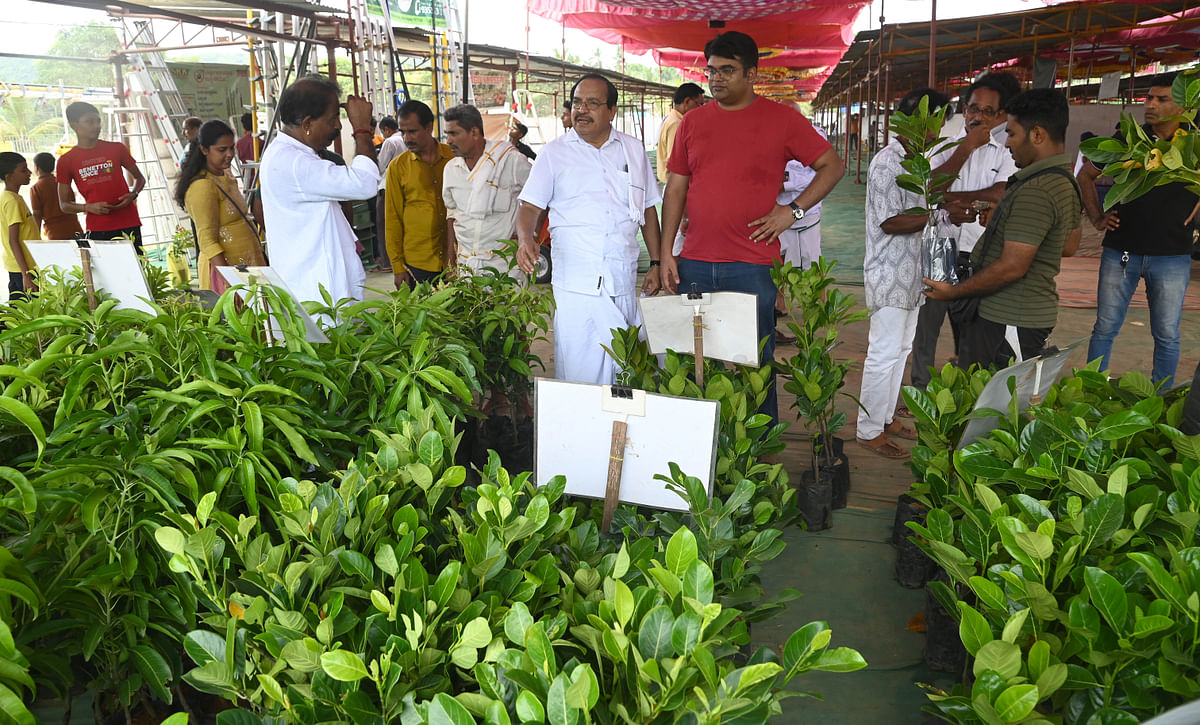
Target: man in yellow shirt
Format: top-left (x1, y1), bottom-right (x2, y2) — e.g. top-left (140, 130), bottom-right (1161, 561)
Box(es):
top-left (384, 99), bottom-right (454, 290)
top-left (656, 83), bottom-right (705, 185)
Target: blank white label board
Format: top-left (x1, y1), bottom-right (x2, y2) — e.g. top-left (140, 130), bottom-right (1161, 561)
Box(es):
top-left (958, 338), bottom-right (1086, 449)
top-left (534, 377), bottom-right (719, 511)
top-left (26, 239), bottom-right (154, 314)
top-left (639, 291), bottom-right (759, 365)
top-left (216, 266), bottom-right (329, 344)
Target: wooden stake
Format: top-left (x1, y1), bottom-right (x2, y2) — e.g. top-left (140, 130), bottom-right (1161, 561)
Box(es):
top-left (693, 313), bottom-right (704, 389)
top-left (79, 248), bottom-right (97, 311)
top-left (602, 419), bottom-right (627, 531)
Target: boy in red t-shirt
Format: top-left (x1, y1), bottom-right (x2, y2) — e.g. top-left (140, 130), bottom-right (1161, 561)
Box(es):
top-left (56, 102), bottom-right (146, 254)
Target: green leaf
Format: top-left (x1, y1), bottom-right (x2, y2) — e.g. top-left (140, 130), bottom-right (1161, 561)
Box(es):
top-left (970, 576), bottom-right (1008, 611)
top-left (161, 715), bottom-right (190, 725)
top-left (973, 640), bottom-right (1021, 680)
top-left (1084, 566), bottom-right (1128, 632)
top-left (957, 602), bottom-right (993, 656)
top-left (184, 630), bottom-right (225, 667)
top-left (613, 579), bottom-right (634, 628)
top-left (637, 606), bottom-right (674, 660)
top-left (320, 650), bottom-right (369, 681)
top-left (993, 684), bottom-right (1039, 722)
top-left (665, 528), bottom-right (698, 576)
top-left (216, 711), bottom-right (262, 725)
top-left (155, 526), bottom-right (187, 556)
top-left (337, 550), bottom-right (374, 581)
top-left (459, 617), bottom-right (491, 649)
top-left (0, 468), bottom-right (34, 515)
top-left (505, 602), bottom-right (534, 645)
top-left (1036, 663), bottom-right (1068, 698)
top-left (418, 429), bottom-right (444, 467)
top-left (0, 396), bottom-right (45, 460)
top-left (516, 690), bottom-right (545, 724)
top-left (130, 644), bottom-right (172, 704)
top-left (813, 647), bottom-right (868, 673)
top-left (1095, 410), bottom-right (1153, 440)
top-left (1081, 494), bottom-right (1124, 552)
top-left (546, 673), bottom-right (578, 725)
top-left (1132, 614), bottom-right (1174, 638)
top-left (429, 692), bottom-right (476, 725)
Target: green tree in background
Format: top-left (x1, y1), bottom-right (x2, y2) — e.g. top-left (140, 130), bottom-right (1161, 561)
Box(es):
top-left (35, 23), bottom-right (120, 89)
top-left (0, 97), bottom-right (66, 154)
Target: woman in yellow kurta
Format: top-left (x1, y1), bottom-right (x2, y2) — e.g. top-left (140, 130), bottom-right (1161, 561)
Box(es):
top-left (174, 119), bottom-right (264, 289)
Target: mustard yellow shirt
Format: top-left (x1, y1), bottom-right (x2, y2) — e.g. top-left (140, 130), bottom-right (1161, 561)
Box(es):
top-left (0, 191), bottom-right (37, 274)
top-left (384, 143), bottom-right (453, 273)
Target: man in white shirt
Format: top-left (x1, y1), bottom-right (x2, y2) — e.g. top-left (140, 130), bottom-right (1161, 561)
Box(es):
top-left (259, 76), bottom-right (380, 310)
top-left (441, 104), bottom-right (531, 280)
top-left (858, 88), bottom-right (951, 459)
top-left (910, 72), bottom-right (1021, 391)
top-left (515, 74), bottom-right (664, 385)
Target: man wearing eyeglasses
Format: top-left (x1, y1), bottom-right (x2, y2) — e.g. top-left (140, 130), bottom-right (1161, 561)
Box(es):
top-left (659, 31), bottom-right (842, 424)
top-left (516, 74), bottom-right (664, 385)
top-left (910, 72), bottom-right (1021, 392)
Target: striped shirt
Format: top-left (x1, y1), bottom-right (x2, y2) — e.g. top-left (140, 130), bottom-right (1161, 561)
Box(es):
top-left (974, 154), bottom-right (1080, 329)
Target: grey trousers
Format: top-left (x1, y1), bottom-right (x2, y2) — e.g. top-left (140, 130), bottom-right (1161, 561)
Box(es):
top-left (911, 297), bottom-right (959, 390)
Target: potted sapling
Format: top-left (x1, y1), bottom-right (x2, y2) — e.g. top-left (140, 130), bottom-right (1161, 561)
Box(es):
top-left (774, 258), bottom-right (867, 530)
top-left (889, 95), bottom-right (962, 287)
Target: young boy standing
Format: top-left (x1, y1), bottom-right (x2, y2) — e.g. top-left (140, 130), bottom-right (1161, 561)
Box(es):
top-left (56, 102), bottom-right (146, 253)
top-left (0, 153), bottom-right (38, 299)
top-left (30, 152), bottom-right (82, 240)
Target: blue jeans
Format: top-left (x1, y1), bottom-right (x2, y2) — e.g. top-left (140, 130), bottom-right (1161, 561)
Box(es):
top-left (677, 259), bottom-right (777, 423)
top-left (1087, 247), bottom-right (1192, 386)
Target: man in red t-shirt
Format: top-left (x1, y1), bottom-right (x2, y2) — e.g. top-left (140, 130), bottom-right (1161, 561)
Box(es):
top-left (56, 102), bottom-right (146, 254)
top-left (659, 31), bottom-right (843, 423)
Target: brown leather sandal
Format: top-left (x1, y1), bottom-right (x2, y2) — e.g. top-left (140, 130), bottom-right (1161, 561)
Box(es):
top-left (857, 433), bottom-right (909, 459)
top-left (886, 419), bottom-right (918, 440)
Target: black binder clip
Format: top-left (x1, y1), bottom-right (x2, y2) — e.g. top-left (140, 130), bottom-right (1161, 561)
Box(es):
top-left (610, 385), bottom-right (634, 399)
top-left (687, 283), bottom-right (703, 300)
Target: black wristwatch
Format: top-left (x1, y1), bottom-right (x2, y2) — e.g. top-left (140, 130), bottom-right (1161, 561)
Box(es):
top-left (789, 201), bottom-right (806, 221)
top-left (648, 260), bottom-right (661, 267)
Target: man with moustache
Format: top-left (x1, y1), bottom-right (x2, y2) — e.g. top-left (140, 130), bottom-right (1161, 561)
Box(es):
top-left (910, 72), bottom-right (1021, 390)
top-left (659, 31), bottom-right (842, 423)
top-left (515, 74), bottom-right (664, 385)
top-left (924, 89), bottom-right (1081, 370)
top-left (384, 99), bottom-right (454, 290)
top-left (441, 104), bottom-right (531, 279)
top-left (1078, 72), bottom-right (1199, 386)
top-left (258, 76), bottom-right (379, 307)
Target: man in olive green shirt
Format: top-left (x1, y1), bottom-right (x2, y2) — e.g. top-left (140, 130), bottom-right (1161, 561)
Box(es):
top-left (924, 88), bottom-right (1081, 369)
top-left (385, 99), bottom-right (454, 290)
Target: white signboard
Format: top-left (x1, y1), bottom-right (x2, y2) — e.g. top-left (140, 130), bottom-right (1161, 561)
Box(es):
top-left (959, 339), bottom-right (1087, 448)
top-left (26, 239), bottom-right (154, 314)
top-left (638, 291), bottom-right (760, 365)
top-left (534, 378), bottom-right (719, 511)
top-left (216, 266), bottom-right (329, 344)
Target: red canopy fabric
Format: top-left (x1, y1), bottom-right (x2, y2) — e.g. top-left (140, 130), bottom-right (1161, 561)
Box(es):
top-left (527, 0), bottom-right (867, 98)
top-left (530, 0), bottom-right (857, 21)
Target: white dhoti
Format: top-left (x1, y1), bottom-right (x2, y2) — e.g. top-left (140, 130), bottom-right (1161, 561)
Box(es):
top-left (778, 221), bottom-right (822, 269)
top-left (552, 287), bottom-right (641, 385)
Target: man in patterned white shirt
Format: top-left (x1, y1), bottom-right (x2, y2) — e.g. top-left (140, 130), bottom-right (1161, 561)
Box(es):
top-left (910, 72), bottom-right (1021, 390)
top-left (857, 88), bottom-right (951, 459)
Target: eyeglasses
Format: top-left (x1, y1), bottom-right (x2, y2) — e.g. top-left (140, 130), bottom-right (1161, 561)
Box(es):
top-left (571, 97), bottom-right (606, 110)
top-left (704, 65), bottom-right (742, 79)
top-left (966, 104), bottom-right (1001, 118)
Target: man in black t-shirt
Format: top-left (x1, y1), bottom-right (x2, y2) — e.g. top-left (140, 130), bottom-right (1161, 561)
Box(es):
top-left (1077, 72), bottom-right (1199, 387)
